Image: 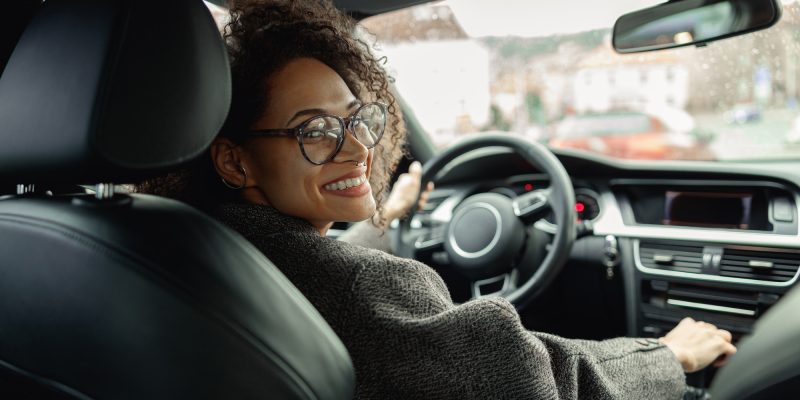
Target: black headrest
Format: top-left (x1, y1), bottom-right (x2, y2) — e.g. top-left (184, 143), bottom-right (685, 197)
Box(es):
top-left (0, 0), bottom-right (39, 75)
top-left (0, 0), bottom-right (230, 185)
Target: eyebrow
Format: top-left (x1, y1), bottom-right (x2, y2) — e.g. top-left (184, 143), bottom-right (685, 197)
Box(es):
top-left (285, 99), bottom-right (362, 127)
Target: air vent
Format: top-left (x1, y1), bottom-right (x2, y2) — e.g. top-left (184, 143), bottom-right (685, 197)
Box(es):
top-left (639, 241), bottom-right (704, 274)
top-left (720, 248), bottom-right (800, 283)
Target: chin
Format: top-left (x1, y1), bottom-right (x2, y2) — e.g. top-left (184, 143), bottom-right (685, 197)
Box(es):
top-left (339, 203), bottom-right (376, 223)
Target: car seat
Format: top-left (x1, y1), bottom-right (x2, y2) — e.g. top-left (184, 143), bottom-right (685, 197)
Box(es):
top-left (0, 1), bottom-right (354, 399)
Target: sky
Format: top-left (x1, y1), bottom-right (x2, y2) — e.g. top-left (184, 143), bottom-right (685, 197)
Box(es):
top-left (447, 0), bottom-right (663, 37)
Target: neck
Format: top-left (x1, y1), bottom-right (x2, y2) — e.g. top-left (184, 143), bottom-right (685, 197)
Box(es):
top-left (312, 221), bottom-right (334, 236)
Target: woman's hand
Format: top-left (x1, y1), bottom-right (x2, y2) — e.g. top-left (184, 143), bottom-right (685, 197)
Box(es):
top-left (384, 161), bottom-right (434, 221)
top-left (660, 317), bottom-right (737, 373)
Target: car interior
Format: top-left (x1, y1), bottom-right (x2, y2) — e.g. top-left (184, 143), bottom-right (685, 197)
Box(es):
top-left (1, 0), bottom-right (799, 399)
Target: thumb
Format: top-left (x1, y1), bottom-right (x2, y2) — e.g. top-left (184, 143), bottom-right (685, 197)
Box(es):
top-left (409, 161), bottom-right (422, 177)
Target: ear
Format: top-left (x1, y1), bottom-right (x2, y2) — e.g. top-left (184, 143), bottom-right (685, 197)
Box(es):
top-left (209, 137), bottom-right (249, 188)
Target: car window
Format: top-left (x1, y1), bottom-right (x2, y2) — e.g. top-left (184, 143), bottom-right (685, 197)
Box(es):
top-left (363, 0), bottom-right (800, 161)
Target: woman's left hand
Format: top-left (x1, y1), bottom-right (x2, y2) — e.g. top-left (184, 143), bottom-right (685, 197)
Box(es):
top-left (384, 161), bottom-right (434, 221)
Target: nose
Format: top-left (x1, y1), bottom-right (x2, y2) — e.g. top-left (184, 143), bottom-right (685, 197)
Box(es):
top-left (334, 126), bottom-right (369, 163)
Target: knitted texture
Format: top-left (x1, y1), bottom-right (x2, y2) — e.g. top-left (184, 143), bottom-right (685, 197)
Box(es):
top-left (216, 203), bottom-right (686, 399)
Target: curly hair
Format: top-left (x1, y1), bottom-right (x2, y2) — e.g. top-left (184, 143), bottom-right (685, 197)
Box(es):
top-left (137, 0), bottom-right (406, 228)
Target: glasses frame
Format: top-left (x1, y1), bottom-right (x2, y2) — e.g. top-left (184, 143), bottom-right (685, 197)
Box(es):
top-left (242, 102), bottom-right (387, 165)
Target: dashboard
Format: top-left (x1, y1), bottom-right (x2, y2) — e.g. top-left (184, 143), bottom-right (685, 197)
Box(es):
top-left (413, 145), bottom-right (800, 382)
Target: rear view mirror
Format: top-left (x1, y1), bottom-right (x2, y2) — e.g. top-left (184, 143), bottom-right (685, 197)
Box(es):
top-left (613, 0), bottom-right (781, 53)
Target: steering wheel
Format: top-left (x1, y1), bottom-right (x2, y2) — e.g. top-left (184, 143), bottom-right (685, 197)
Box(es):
top-left (396, 135), bottom-right (576, 309)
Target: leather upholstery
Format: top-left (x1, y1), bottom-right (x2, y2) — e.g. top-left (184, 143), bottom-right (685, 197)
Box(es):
top-left (0, 194), bottom-right (355, 399)
top-left (0, 1), bottom-right (356, 398)
top-left (0, 0), bottom-right (38, 76)
top-left (0, 0), bottom-right (230, 185)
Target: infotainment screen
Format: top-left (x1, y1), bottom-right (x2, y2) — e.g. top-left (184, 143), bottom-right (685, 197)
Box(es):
top-left (664, 191), bottom-right (753, 229)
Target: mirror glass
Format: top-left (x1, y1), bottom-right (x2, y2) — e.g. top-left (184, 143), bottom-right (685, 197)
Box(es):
top-left (614, 0), bottom-right (780, 53)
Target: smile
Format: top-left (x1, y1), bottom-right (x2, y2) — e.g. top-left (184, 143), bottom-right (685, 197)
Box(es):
top-left (324, 174), bottom-right (367, 191)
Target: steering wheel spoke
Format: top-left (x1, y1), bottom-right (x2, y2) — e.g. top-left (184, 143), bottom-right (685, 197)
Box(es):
top-left (471, 272), bottom-right (516, 299)
top-left (414, 224), bottom-right (447, 252)
top-left (512, 188), bottom-right (552, 222)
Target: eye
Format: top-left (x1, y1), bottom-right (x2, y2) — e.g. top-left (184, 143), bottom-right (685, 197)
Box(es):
top-left (302, 129), bottom-right (327, 143)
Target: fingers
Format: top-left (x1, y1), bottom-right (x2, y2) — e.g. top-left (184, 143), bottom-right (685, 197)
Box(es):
top-left (409, 160), bottom-right (422, 177)
top-left (665, 317), bottom-right (739, 372)
top-left (725, 341), bottom-right (737, 355)
top-left (695, 321), bottom-right (732, 343)
top-left (385, 162), bottom-right (429, 220)
top-left (675, 317), bottom-right (695, 329)
top-left (705, 323), bottom-right (736, 368)
top-left (417, 182), bottom-right (433, 211)
top-left (395, 173), bottom-right (414, 187)
top-left (713, 341), bottom-right (738, 367)
top-left (715, 329), bottom-right (733, 342)
top-left (395, 162), bottom-right (423, 190)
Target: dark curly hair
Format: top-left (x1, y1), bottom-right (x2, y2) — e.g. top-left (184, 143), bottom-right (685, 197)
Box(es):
top-left (137, 0), bottom-right (406, 228)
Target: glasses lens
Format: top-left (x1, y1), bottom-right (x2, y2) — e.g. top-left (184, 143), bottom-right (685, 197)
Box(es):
top-left (300, 116), bottom-right (343, 164)
top-left (352, 103), bottom-right (386, 148)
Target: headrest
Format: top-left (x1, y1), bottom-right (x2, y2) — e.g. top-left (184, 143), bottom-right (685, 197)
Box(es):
top-left (0, 1), bottom-right (38, 75)
top-left (0, 0), bottom-right (231, 185)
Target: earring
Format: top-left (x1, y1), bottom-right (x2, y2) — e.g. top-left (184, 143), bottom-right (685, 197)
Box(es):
top-left (221, 164), bottom-right (247, 190)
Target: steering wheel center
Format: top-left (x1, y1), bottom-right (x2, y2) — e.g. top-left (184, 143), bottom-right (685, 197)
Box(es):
top-left (444, 193), bottom-right (526, 280)
top-left (450, 203), bottom-right (501, 257)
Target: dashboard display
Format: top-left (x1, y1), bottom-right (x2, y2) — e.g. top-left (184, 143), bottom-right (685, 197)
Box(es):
top-left (664, 191), bottom-right (753, 229)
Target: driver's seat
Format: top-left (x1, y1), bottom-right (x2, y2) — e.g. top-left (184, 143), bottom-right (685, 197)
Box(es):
top-left (0, 1), bottom-right (353, 399)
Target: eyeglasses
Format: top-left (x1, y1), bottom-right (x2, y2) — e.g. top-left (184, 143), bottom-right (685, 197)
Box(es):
top-left (242, 102), bottom-right (387, 165)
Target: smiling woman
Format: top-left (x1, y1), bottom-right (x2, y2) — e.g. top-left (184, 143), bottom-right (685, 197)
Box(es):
top-left (137, 0), bottom-right (736, 398)
top-left (139, 1), bottom-right (405, 228)
top-left (210, 58), bottom-right (382, 232)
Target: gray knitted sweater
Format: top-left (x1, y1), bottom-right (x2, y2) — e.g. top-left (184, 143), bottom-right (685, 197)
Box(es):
top-left (216, 203), bottom-right (685, 399)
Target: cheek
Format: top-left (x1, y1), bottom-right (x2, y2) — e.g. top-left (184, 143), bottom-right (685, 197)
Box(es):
top-left (276, 165), bottom-right (322, 205)
top-left (251, 141), bottom-right (322, 205)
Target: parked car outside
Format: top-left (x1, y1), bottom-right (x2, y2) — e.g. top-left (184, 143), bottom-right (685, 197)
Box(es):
top-left (548, 109), bottom-right (713, 160)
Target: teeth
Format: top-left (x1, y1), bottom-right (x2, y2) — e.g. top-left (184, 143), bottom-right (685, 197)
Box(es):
top-left (325, 174), bottom-right (367, 191)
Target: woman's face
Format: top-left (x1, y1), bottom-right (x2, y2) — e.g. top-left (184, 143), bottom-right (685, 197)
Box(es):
top-left (235, 58), bottom-right (376, 232)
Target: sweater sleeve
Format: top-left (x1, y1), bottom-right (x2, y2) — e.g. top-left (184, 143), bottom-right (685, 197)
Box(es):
top-left (336, 220), bottom-right (393, 254)
top-left (344, 257), bottom-right (686, 400)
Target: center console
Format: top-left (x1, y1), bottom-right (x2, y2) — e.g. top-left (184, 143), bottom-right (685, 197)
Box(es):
top-left (634, 239), bottom-right (796, 340)
top-left (591, 179), bottom-right (800, 387)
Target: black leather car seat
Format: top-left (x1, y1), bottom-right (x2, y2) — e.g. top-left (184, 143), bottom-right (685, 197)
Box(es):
top-left (0, 1), bottom-right (354, 399)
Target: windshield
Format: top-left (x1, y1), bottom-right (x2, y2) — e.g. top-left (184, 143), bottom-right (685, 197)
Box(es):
top-left (363, 0), bottom-right (800, 161)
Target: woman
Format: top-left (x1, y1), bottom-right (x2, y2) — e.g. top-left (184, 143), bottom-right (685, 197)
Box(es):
top-left (140, 1), bottom-right (736, 398)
